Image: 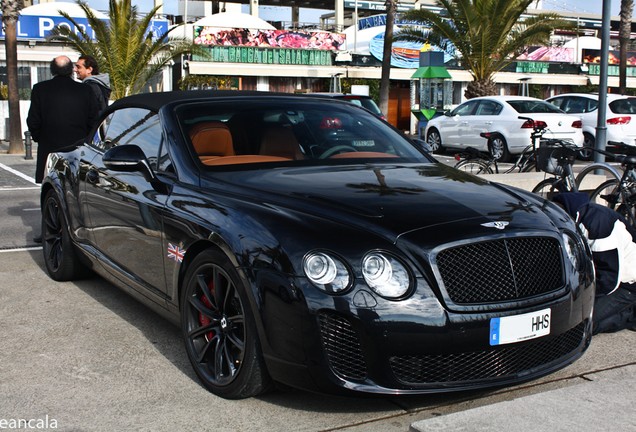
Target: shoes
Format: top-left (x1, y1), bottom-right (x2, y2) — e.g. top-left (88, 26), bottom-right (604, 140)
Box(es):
top-left (33, 234), bottom-right (42, 243)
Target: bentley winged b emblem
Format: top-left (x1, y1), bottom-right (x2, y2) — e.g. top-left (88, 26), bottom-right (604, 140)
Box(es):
top-left (481, 221), bottom-right (509, 230)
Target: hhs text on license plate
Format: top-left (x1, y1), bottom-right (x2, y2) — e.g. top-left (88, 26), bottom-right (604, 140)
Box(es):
top-left (489, 308), bottom-right (551, 346)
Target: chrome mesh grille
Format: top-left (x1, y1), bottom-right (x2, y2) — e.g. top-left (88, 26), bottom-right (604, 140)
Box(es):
top-left (318, 311), bottom-right (367, 381)
top-left (390, 322), bottom-right (586, 385)
top-left (436, 237), bottom-right (563, 304)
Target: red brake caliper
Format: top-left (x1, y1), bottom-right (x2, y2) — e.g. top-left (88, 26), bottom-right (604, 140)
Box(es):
top-left (199, 280), bottom-right (216, 341)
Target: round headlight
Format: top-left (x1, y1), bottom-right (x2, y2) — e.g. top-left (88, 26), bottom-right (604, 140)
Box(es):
top-left (362, 252), bottom-right (411, 298)
top-left (303, 252), bottom-right (351, 293)
top-left (562, 232), bottom-right (583, 271)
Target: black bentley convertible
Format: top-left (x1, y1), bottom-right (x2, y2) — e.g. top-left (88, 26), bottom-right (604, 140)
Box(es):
top-left (41, 90), bottom-right (594, 399)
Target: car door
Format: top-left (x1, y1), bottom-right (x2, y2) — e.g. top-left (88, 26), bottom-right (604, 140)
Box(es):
top-left (82, 107), bottom-right (170, 295)
top-left (439, 100), bottom-right (479, 147)
top-left (464, 100), bottom-right (503, 149)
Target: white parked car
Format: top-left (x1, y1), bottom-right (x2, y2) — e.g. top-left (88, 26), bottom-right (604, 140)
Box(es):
top-left (546, 93), bottom-right (636, 159)
top-left (425, 96), bottom-right (584, 161)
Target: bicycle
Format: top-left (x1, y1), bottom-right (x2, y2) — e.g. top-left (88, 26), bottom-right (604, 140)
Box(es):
top-left (531, 139), bottom-right (580, 199)
top-left (587, 152), bottom-right (636, 228)
top-left (454, 116), bottom-right (547, 174)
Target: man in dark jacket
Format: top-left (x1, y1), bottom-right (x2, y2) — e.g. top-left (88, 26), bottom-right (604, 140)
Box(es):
top-left (553, 192), bottom-right (636, 334)
top-left (74, 54), bottom-right (111, 113)
top-left (27, 56), bottom-right (98, 242)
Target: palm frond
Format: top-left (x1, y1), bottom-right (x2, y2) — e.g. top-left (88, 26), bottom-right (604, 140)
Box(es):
top-left (395, 0), bottom-right (569, 95)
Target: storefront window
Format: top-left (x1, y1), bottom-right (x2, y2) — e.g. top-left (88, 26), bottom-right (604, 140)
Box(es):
top-left (0, 66), bottom-right (32, 100)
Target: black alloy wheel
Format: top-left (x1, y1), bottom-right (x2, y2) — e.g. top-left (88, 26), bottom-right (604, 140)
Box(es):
top-left (42, 190), bottom-right (87, 281)
top-left (181, 249), bottom-right (272, 399)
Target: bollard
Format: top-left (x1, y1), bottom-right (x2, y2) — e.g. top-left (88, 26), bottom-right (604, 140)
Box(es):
top-left (24, 131), bottom-right (33, 160)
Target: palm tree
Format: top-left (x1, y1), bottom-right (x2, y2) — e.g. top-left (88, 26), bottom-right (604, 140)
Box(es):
top-left (1, 0), bottom-right (24, 154)
top-left (618, 0), bottom-right (634, 94)
top-left (378, 0), bottom-right (397, 116)
top-left (47, 0), bottom-right (204, 100)
top-left (394, 0), bottom-right (572, 99)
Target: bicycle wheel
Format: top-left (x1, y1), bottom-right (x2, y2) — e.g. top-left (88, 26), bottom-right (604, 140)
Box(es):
top-left (590, 180), bottom-right (636, 227)
top-left (454, 159), bottom-right (494, 175)
top-left (575, 163), bottom-right (622, 192)
top-left (520, 156), bottom-right (537, 173)
top-left (532, 179), bottom-right (567, 200)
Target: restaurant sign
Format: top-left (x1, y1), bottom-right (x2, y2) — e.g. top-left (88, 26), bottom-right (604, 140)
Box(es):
top-left (196, 46), bottom-right (333, 66)
top-left (515, 62), bottom-right (549, 73)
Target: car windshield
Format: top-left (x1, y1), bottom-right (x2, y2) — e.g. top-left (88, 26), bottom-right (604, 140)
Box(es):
top-left (174, 99), bottom-right (428, 168)
top-left (346, 98), bottom-right (383, 116)
top-left (609, 98), bottom-right (636, 114)
top-left (507, 100), bottom-right (564, 114)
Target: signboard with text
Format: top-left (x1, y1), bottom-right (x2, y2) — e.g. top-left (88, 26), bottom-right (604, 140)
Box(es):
top-left (195, 46), bottom-right (333, 66)
top-left (0, 14), bottom-right (168, 40)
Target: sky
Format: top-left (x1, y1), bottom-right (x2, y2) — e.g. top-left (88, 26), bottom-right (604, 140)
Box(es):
top-left (36, 0), bottom-right (624, 23)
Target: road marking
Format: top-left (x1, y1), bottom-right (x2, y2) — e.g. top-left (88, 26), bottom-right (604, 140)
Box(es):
top-left (24, 208), bottom-right (40, 211)
top-left (0, 162), bottom-right (36, 184)
top-left (0, 187), bottom-right (40, 191)
top-left (0, 246), bottom-right (43, 253)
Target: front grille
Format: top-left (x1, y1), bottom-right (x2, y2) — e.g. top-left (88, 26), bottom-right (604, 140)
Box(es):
top-left (390, 322), bottom-right (586, 385)
top-left (318, 311), bottom-right (367, 381)
top-left (436, 237), bottom-right (563, 304)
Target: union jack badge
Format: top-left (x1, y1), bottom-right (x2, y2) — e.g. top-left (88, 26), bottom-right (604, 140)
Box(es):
top-left (167, 243), bottom-right (185, 263)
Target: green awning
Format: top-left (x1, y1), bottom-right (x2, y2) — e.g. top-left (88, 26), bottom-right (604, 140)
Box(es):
top-left (411, 66), bottom-right (452, 79)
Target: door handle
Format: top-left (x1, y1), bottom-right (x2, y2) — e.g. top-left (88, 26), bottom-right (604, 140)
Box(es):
top-left (485, 121), bottom-right (493, 125)
top-left (87, 170), bottom-right (100, 184)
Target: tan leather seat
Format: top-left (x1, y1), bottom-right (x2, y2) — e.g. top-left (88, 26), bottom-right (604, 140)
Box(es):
top-left (260, 126), bottom-right (305, 160)
top-left (189, 122), bottom-right (235, 157)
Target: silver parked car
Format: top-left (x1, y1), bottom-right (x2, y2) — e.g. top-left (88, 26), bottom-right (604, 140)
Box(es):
top-left (425, 96), bottom-right (584, 161)
top-left (546, 93), bottom-right (636, 160)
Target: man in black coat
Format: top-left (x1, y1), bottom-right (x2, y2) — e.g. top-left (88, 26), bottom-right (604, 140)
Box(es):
top-left (27, 55), bottom-right (98, 184)
top-left (27, 55), bottom-right (98, 243)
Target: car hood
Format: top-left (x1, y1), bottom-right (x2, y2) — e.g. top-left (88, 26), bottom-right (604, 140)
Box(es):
top-left (212, 163), bottom-right (557, 241)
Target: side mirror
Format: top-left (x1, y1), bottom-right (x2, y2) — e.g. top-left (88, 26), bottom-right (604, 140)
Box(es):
top-left (445, 111), bottom-right (453, 117)
top-left (103, 144), bottom-right (157, 182)
top-left (413, 138), bottom-right (433, 153)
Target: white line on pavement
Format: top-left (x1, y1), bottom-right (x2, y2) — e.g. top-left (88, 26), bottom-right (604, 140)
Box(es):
top-left (0, 187), bottom-right (40, 191)
top-left (0, 162), bottom-right (36, 184)
top-left (23, 208), bottom-right (40, 211)
top-left (0, 246), bottom-right (43, 253)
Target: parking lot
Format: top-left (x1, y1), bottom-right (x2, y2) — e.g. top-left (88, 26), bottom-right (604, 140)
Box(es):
top-left (0, 146), bottom-right (634, 432)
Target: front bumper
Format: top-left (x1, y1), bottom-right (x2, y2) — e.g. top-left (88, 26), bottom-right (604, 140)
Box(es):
top-left (256, 270), bottom-right (594, 396)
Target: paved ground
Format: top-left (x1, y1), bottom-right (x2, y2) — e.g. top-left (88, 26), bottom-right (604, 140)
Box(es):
top-left (0, 140), bottom-right (634, 432)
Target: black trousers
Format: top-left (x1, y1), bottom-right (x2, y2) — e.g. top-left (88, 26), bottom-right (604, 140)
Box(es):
top-left (592, 286), bottom-right (636, 335)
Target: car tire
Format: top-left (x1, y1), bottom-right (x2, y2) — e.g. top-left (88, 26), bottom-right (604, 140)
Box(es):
top-left (489, 134), bottom-right (510, 162)
top-left (578, 133), bottom-right (595, 161)
top-left (426, 129), bottom-right (445, 154)
top-left (181, 249), bottom-right (273, 399)
top-left (41, 189), bottom-right (89, 281)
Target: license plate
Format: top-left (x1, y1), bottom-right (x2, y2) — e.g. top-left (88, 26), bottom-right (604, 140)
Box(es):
top-left (489, 308), bottom-right (551, 346)
top-left (352, 140), bottom-right (375, 147)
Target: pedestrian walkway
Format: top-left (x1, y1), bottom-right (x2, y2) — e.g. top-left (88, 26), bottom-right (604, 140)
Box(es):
top-left (0, 140), bottom-right (38, 188)
top-left (411, 363), bottom-right (636, 431)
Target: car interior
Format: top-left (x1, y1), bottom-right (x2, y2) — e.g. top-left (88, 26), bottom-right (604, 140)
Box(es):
top-left (175, 100), bottom-right (425, 166)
